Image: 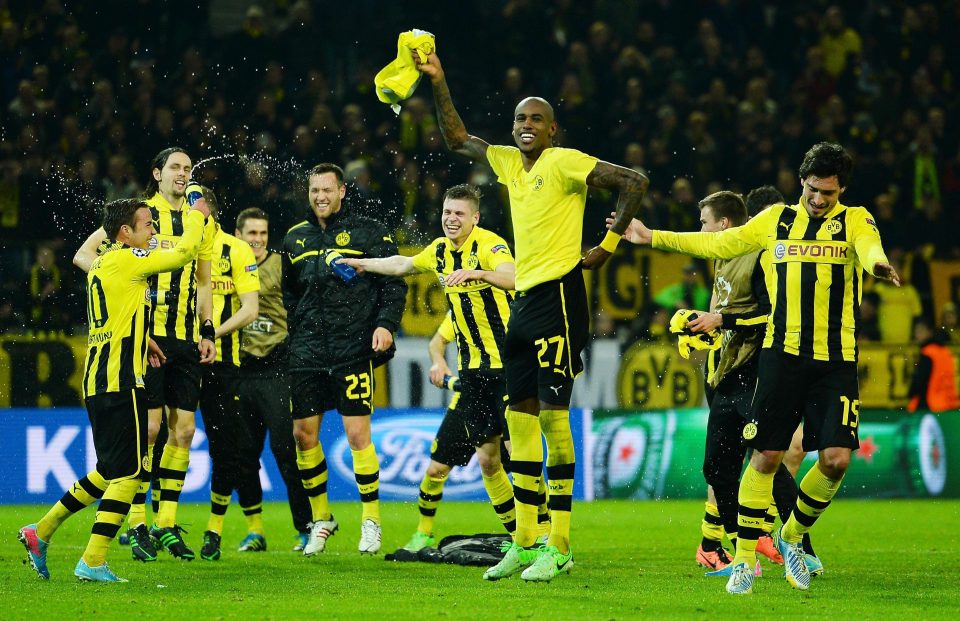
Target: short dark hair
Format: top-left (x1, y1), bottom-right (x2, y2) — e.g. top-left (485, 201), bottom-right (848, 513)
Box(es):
top-left (236, 207), bottom-right (269, 232)
top-left (103, 198), bottom-right (148, 238)
top-left (699, 191), bottom-right (747, 226)
top-left (798, 142), bottom-right (853, 188)
top-left (201, 185), bottom-right (220, 222)
top-left (443, 184), bottom-right (482, 212)
top-left (307, 163), bottom-right (344, 185)
top-left (142, 146), bottom-right (189, 198)
top-left (745, 185), bottom-right (785, 216)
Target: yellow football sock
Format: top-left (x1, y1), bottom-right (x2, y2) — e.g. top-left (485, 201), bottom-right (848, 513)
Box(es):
top-left (156, 445), bottom-right (189, 528)
top-left (417, 472), bottom-right (447, 535)
top-left (352, 444), bottom-right (381, 524)
top-left (782, 462), bottom-right (843, 544)
top-left (482, 465), bottom-right (516, 534)
top-left (82, 477), bottom-right (138, 567)
top-left (701, 501), bottom-right (724, 543)
top-left (733, 464), bottom-right (775, 566)
top-left (37, 470), bottom-right (108, 541)
top-left (505, 409), bottom-right (542, 547)
top-left (541, 409), bottom-right (575, 553)
top-left (296, 444), bottom-right (331, 521)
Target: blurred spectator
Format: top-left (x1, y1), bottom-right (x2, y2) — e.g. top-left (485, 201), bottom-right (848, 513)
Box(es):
top-left (744, 185), bottom-right (784, 216)
top-left (819, 6), bottom-right (862, 78)
top-left (28, 244), bottom-right (64, 330)
top-left (940, 302), bottom-right (960, 345)
top-left (653, 263), bottom-right (711, 313)
top-left (858, 291), bottom-right (882, 343)
top-left (906, 316), bottom-right (959, 412)
top-left (874, 258), bottom-right (922, 343)
top-left (102, 154), bottom-right (139, 202)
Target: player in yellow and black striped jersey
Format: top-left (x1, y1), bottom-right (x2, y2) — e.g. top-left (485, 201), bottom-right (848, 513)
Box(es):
top-left (18, 197), bottom-right (209, 582)
top-left (343, 184), bottom-right (529, 551)
top-left (415, 49), bottom-right (650, 582)
top-left (623, 143), bottom-right (901, 595)
top-left (73, 147), bottom-right (219, 561)
top-left (193, 193), bottom-right (261, 561)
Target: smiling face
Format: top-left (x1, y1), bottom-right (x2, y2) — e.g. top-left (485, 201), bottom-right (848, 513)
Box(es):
top-left (123, 207), bottom-right (156, 249)
top-left (308, 171), bottom-right (345, 224)
top-left (512, 97), bottom-right (556, 158)
top-left (154, 151), bottom-right (192, 200)
top-left (238, 217), bottom-right (269, 261)
top-left (800, 174), bottom-right (844, 218)
top-left (441, 198), bottom-right (479, 248)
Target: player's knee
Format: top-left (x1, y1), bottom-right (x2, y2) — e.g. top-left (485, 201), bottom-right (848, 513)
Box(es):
top-left (292, 425), bottom-right (315, 449)
top-left (173, 423), bottom-right (196, 446)
top-left (345, 427), bottom-right (370, 451)
top-left (477, 452), bottom-right (501, 476)
top-left (818, 451), bottom-right (850, 478)
top-left (426, 462), bottom-right (451, 479)
top-left (146, 419), bottom-right (161, 443)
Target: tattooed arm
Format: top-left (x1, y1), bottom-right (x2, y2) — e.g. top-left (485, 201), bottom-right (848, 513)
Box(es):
top-left (415, 52), bottom-right (489, 161)
top-left (581, 161), bottom-right (650, 269)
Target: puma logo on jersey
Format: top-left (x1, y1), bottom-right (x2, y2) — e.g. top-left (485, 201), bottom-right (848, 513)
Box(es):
top-left (778, 222), bottom-right (791, 230)
top-left (296, 239), bottom-right (305, 247)
top-left (549, 385), bottom-right (562, 396)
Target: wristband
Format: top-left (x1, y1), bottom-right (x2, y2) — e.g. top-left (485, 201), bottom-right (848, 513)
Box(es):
top-left (599, 229), bottom-right (621, 253)
top-left (200, 320), bottom-right (216, 341)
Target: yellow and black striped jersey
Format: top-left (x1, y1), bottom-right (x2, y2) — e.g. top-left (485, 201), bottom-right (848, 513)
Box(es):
top-left (412, 226), bottom-right (514, 371)
top-left (654, 201), bottom-right (889, 362)
top-left (486, 146), bottom-right (597, 291)
top-left (146, 192), bottom-right (218, 341)
top-left (210, 230), bottom-right (260, 366)
top-left (83, 210), bottom-right (206, 398)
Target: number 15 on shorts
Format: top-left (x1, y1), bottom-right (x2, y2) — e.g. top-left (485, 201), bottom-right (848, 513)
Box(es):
top-left (840, 395), bottom-right (859, 428)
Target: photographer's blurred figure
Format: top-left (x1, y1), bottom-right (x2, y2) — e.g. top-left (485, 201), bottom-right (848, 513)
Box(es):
top-left (907, 317), bottom-right (960, 413)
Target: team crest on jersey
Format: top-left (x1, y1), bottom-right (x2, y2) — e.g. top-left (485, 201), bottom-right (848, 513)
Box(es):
top-left (466, 254), bottom-right (479, 269)
top-left (131, 248), bottom-right (149, 258)
top-left (742, 422), bottom-right (758, 440)
top-left (824, 219), bottom-right (843, 235)
top-left (336, 232), bottom-right (351, 246)
top-left (217, 258), bottom-right (231, 273)
top-left (142, 453), bottom-right (151, 470)
top-left (533, 175), bottom-right (544, 191)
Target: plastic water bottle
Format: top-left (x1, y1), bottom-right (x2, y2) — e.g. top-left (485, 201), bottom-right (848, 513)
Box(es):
top-left (325, 250), bottom-right (357, 283)
top-left (185, 183), bottom-right (207, 210)
top-left (442, 375), bottom-right (461, 391)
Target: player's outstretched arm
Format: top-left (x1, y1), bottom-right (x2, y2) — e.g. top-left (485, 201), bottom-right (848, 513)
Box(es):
top-left (444, 263), bottom-right (516, 290)
top-left (341, 255), bottom-right (417, 276)
top-left (415, 51), bottom-right (490, 161)
top-left (582, 162), bottom-right (650, 269)
top-left (74, 227), bottom-right (108, 273)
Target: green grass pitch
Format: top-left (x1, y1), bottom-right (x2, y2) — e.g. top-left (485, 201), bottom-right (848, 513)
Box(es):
top-left (1, 500), bottom-right (958, 620)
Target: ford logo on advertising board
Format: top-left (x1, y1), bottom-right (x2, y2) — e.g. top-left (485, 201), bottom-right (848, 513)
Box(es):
top-left (329, 415), bottom-right (486, 499)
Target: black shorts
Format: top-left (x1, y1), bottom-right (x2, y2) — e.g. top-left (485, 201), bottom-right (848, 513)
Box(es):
top-left (747, 349), bottom-right (860, 452)
top-left (703, 362), bottom-right (757, 482)
top-left (290, 360), bottom-right (374, 418)
top-left (431, 372), bottom-right (506, 467)
top-left (144, 335), bottom-right (202, 411)
top-left (84, 388), bottom-right (148, 480)
top-left (503, 265), bottom-right (589, 406)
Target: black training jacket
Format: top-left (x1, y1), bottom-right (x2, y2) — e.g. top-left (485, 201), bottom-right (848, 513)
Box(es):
top-left (281, 208), bottom-right (407, 372)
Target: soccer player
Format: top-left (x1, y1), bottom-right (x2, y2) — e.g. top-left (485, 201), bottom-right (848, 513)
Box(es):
top-left (619, 142), bottom-right (899, 595)
top-left (234, 207), bottom-right (313, 552)
top-left (74, 148), bottom-right (219, 561)
top-left (194, 190), bottom-right (261, 561)
top-left (283, 163), bottom-right (407, 556)
top-left (18, 195), bottom-right (211, 582)
top-left (343, 184), bottom-right (544, 549)
top-left (680, 191), bottom-right (807, 574)
top-left (415, 51), bottom-right (649, 581)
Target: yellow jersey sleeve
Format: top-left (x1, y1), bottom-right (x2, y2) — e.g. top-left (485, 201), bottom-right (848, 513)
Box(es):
top-left (412, 240), bottom-right (441, 273)
top-left (553, 147), bottom-right (598, 191)
top-left (485, 145), bottom-right (519, 183)
top-left (231, 238), bottom-right (261, 295)
top-left (478, 231), bottom-right (514, 271)
top-left (437, 312), bottom-right (456, 342)
top-left (847, 207), bottom-right (889, 275)
top-left (126, 210), bottom-right (206, 277)
top-left (653, 206), bottom-right (775, 259)
top-left (198, 216), bottom-right (219, 261)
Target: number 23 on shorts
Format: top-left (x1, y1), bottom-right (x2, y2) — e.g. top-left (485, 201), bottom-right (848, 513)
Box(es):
top-left (345, 372), bottom-right (372, 400)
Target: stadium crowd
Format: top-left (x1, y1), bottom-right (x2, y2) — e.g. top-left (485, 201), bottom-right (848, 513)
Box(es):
top-left (1, 0), bottom-right (958, 342)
